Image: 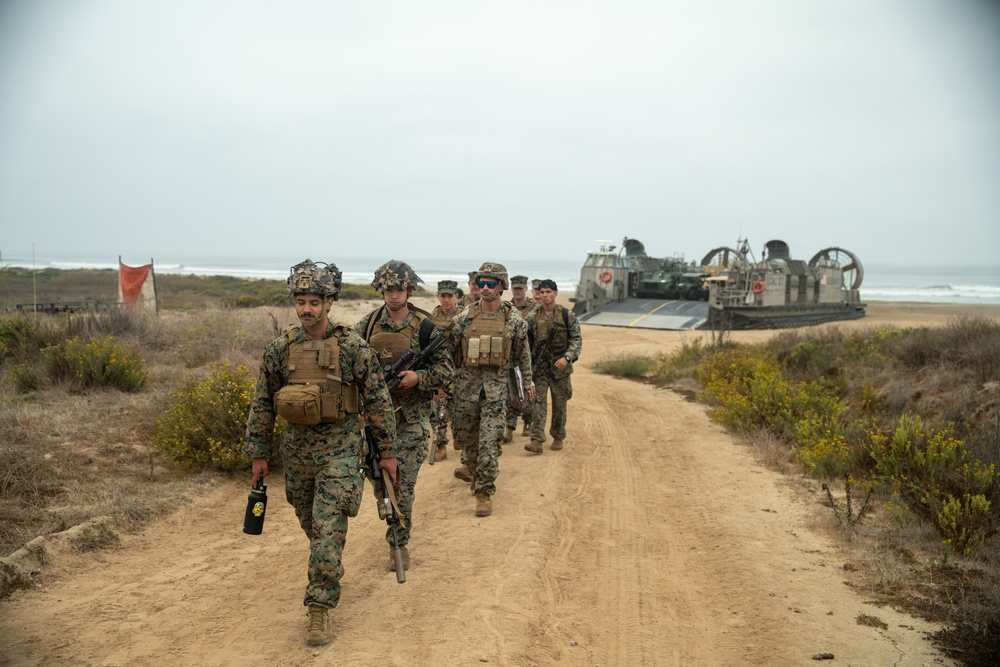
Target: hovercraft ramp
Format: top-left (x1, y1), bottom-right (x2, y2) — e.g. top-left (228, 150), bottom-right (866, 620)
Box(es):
top-left (577, 298), bottom-right (708, 330)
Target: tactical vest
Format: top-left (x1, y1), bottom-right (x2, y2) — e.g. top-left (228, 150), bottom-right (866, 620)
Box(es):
top-left (277, 324), bottom-right (359, 424)
top-left (535, 305), bottom-right (570, 355)
top-left (462, 302), bottom-right (511, 368)
top-left (364, 306), bottom-right (436, 395)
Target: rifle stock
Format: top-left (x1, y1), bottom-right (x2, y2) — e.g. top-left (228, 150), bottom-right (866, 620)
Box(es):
top-left (362, 420), bottom-right (406, 584)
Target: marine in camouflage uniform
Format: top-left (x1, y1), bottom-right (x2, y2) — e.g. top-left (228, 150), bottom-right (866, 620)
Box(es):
top-left (460, 270), bottom-right (480, 307)
top-left (429, 280), bottom-right (462, 460)
top-left (525, 279), bottom-right (583, 453)
top-left (450, 262), bottom-right (534, 517)
top-left (243, 259), bottom-right (399, 647)
top-left (504, 275), bottom-right (536, 440)
top-left (354, 261), bottom-right (453, 569)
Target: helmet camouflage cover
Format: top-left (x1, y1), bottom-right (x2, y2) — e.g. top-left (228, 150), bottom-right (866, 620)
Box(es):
top-left (287, 259), bottom-right (342, 297)
top-left (476, 261), bottom-right (509, 290)
top-left (371, 259), bottom-right (423, 291)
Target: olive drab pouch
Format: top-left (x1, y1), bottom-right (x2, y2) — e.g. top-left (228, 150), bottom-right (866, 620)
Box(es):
top-left (275, 383), bottom-right (322, 425)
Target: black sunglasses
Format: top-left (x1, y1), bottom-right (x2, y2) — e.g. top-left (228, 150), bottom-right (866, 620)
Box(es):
top-left (476, 280), bottom-right (498, 289)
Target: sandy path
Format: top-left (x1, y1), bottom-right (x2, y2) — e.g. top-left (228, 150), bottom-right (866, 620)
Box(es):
top-left (2, 302), bottom-right (985, 666)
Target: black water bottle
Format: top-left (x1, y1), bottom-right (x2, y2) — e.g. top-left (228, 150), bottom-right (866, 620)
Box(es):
top-left (242, 475), bottom-right (267, 535)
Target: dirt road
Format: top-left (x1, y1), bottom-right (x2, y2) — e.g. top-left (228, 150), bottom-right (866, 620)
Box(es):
top-left (0, 309), bottom-right (965, 667)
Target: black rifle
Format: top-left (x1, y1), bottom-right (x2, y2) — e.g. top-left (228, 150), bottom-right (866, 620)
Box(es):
top-left (530, 326), bottom-right (557, 368)
top-left (362, 418), bottom-right (406, 584)
top-left (383, 332), bottom-right (448, 392)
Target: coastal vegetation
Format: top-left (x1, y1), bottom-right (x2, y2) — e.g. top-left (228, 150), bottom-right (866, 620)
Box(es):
top-left (2, 266), bottom-right (998, 664)
top-left (594, 318), bottom-right (1000, 665)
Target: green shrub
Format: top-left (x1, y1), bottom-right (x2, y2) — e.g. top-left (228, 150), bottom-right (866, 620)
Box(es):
top-left (937, 493), bottom-right (993, 555)
top-left (794, 411), bottom-right (852, 478)
top-left (152, 363), bottom-right (259, 472)
top-left (41, 335), bottom-right (148, 392)
top-left (11, 362), bottom-right (41, 393)
top-left (0, 316), bottom-right (57, 364)
top-left (593, 352), bottom-right (655, 378)
top-left (651, 338), bottom-right (713, 381)
top-left (867, 414), bottom-right (998, 551)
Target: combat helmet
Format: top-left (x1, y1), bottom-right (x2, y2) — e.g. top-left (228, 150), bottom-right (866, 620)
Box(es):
top-left (476, 261), bottom-right (509, 290)
top-left (287, 259), bottom-right (342, 299)
top-left (371, 259), bottom-right (423, 292)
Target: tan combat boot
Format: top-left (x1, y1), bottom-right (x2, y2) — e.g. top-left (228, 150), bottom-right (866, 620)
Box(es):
top-left (452, 439), bottom-right (461, 450)
top-left (503, 427), bottom-right (514, 443)
top-left (475, 493), bottom-right (493, 517)
top-left (305, 605), bottom-right (333, 646)
top-left (525, 440), bottom-right (543, 454)
top-left (434, 446), bottom-right (448, 462)
top-left (454, 464), bottom-right (473, 482)
top-left (550, 438), bottom-right (564, 451)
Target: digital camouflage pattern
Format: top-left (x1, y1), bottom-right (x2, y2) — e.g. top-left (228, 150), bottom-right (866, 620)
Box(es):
top-left (353, 307), bottom-right (453, 547)
top-left (436, 280), bottom-right (458, 295)
top-left (450, 302), bottom-right (532, 496)
top-left (287, 259), bottom-right (342, 297)
top-left (430, 301), bottom-right (461, 446)
top-left (371, 260), bottom-right (422, 291)
top-left (525, 304), bottom-right (583, 445)
top-left (475, 261), bottom-right (509, 290)
top-left (243, 321), bottom-right (398, 608)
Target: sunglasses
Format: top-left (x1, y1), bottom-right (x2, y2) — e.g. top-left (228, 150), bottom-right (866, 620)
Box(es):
top-left (476, 280), bottom-right (498, 289)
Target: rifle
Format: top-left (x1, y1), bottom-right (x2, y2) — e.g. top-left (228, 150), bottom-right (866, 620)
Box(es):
top-left (530, 326), bottom-right (557, 368)
top-left (361, 416), bottom-right (407, 584)
top-left (383, 331), bottom-right (448, 392)
top-left (428, 394), bottom-right (447, 466)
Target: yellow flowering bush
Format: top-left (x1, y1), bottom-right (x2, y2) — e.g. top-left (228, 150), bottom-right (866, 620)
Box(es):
top-left (937, 493), bottom-right (993, 555)
top-left (42, 335), bottom-right (148, 392)
top-left (867, 414), bottom-right (997, 549)
top-left (152, 363), bottom-right (258, 472)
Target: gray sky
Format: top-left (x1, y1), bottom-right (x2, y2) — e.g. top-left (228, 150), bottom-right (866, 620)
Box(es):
top-left (1, 0), bottom-right (998, 267)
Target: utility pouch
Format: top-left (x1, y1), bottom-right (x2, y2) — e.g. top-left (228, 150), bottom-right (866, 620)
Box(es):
top-left (467, 337), bottom-right (481, 366)
top-left (275, 383), bottom-right (322, 425)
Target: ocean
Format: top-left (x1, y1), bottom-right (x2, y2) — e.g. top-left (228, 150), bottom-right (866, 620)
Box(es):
top-left (3, 253), bottom-right (999, 305)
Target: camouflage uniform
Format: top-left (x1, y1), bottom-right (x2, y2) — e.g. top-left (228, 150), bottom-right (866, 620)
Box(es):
top-left (505, 275), bottom-right (536, 435)
top-left (429, 283), bottom-right (461, 450)
top-left (450, 264), bottom-right (532, 502)
top-left (354, 305), bottom-right (452, 550)
top-left (243, 321), bottom-right (398, 609)
top-left (526, 303), bottom-right (583, 446)
top-left (460, 270), bottom-right (479, 308)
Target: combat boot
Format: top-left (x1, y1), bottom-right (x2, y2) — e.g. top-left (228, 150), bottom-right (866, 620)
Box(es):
top-left (525, 440), bottom-right (543, 454)
top-left (475, 493), bottom-right (493, 517)
top-left (503, 427), bottom-right (514, 443)
top-left (454, 464), bottom-right (473, 482)
top-left (452, 439), bottom-right (461, 450)
top-left (387, 545), bottom-right (410, 571)
top-left (434, 445), bottom-right (448, 462)
top-left (550, 438), bottom-right (564, 451)
top-left (305, 605), bottom-right (333, 646)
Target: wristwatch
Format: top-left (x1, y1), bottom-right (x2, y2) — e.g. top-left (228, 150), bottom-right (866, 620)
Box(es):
top-left (564, 354), bottom-right (572, 362)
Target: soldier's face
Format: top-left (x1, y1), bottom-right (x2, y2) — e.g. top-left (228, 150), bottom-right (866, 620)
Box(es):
top-left (383, 286), bottom-right (409, 311)
top-left (538, 287), bottom-right (557, 306)
top-left (437, 292), bottom-right (457, 311)
top-left (295, 294), bottom-right (330, 325)
top-left (468, 281), bottom-right (481, 298)
top-left (477, 278), bottom-right (502, 302)
top-left (512, 286), bottom-right (526, 300)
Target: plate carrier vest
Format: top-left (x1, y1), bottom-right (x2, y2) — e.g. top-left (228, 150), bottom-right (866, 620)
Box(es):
top-left (282, 323), bottom-right (359, 423)
top-left (461, 302), bottom-right (512, 368)
top-left (532, 305), bottom-right (571, 356)
top-left (364, 306), bottom-right (437, 395)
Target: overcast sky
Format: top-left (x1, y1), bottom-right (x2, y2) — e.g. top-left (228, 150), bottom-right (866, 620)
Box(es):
top-left (1, 0), bottom-right (998, 268)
